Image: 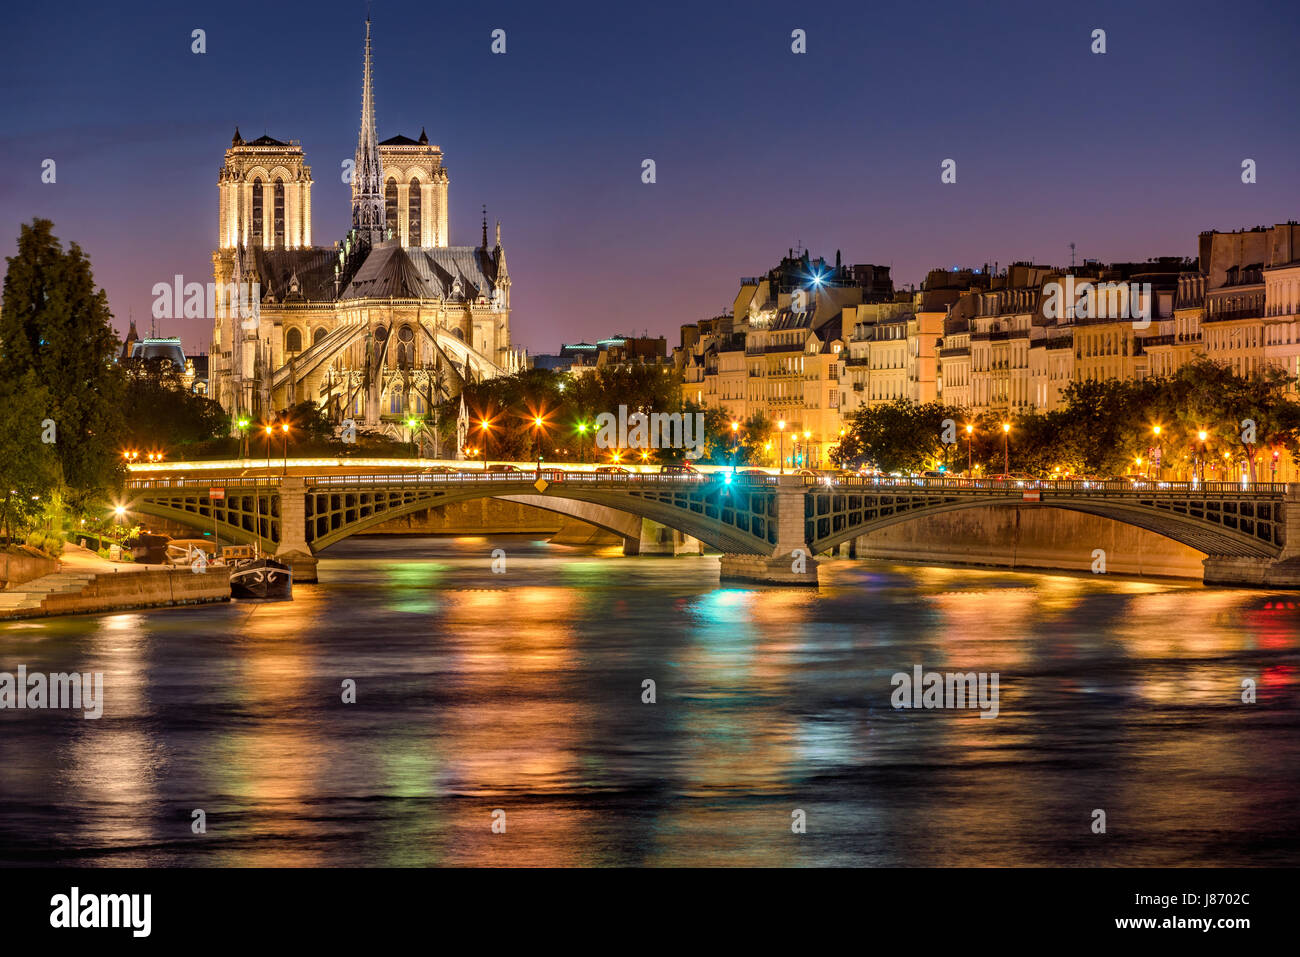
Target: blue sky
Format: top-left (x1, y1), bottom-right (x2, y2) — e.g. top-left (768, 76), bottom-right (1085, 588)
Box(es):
top-left (1, 0), bottom-right (1297, 352)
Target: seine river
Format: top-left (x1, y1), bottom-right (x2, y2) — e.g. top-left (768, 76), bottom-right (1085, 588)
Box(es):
top-left (2, 535), bottom-right (1298, 866)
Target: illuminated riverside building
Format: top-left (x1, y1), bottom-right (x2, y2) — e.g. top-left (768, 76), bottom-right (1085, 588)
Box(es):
top-left (675, 225), bottom-right (1298, 469)
top-left (208, 19), bottom-right (524, 453)
top-left (677, 250), bottom-right (892, 467)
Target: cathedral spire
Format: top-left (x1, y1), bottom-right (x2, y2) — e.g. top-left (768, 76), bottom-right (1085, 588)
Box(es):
top-left (351, 17), bottom-right (385, 248)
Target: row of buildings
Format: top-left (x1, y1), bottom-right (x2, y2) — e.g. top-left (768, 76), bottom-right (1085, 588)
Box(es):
top-left (673, 224), bottom-right (1300, 471)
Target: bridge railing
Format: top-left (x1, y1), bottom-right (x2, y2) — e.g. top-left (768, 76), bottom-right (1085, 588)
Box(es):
top-left (126, 476), bottom-right (283, 490)
top-left (299, 471), bottom-right (782, 488)
top-left (809, 475), bottom-right (1289, 494)
top-left (126, 471), bottom-right (1286, 496)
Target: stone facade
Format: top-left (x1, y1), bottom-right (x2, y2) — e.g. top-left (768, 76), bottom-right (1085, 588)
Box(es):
top-left (208, 19), bottom-right (525, 452)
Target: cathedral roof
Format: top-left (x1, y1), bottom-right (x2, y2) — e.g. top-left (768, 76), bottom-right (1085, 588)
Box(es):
top-left (246, 134), bottom-right (288, 147)
top-left (340, 243), bottom-right (499, 302)
top-left (250, 248), bottom-right (340, 301)
top-left (379, 133), bottom-right (423, 146)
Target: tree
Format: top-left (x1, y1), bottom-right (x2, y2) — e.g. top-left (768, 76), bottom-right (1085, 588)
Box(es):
top-left (1172, 357), bottom-right (1300, 482)
top-left (0, 219), bottom-right (125, 507)
top-left (0, 371), bottom-right (59, 541)
top-left (122, 356), bottom-right (227, 452)
top-left (832, 399), bottom-right (966, 473)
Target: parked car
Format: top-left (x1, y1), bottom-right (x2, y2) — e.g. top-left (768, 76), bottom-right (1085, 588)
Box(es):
top-left (919, 470), bottom-right (950, 480)
top-left (487, 463), bottom-right (523, 473)
top-left (594, 465), bottom-right (630, 474)
top-left (990, 472), bottom-right (1039, 485)
top-left (420, 465), bottom-right (457, 474)
top-left (660, 463), bottom-right (698, 475)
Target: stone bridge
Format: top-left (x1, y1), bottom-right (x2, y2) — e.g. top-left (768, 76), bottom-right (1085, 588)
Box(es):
top-left (123, 472), bottom-right (1300, 587)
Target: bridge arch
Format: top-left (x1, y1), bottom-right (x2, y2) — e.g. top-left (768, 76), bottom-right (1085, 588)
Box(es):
top-left (125, 476), bottom-right (780, 558)
top-left (805, 489), bottom-right (1285, 559)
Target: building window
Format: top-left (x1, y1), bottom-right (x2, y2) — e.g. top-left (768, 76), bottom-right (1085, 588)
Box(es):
top-left (408, 177), bottom-right (421, 246)
top-left (273, 178), bottom-right (285, 247)
top-left (285, 327), bottom-right (303, 353)
top-left (251, 179), bottom-right (264, 245)
top-left (313, 327), bottom-right (327, 345)
top-left (385, 179), bottom-right (398, 240)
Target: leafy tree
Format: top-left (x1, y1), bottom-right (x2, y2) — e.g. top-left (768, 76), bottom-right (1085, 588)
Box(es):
top-left (122, 356), bottom-right (227, 452)
top-left (0, 219), bottom-right (125, 507)
top-left (1171, 357), bottom-right (1300, 482)
top-left (832, 398), bottom-right (966, 473)
top-left (0, 371), bottom-right (59, 541)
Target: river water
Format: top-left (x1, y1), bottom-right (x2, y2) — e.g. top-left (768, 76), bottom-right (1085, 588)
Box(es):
top-left (1, 535), bottom-right (1297, 866)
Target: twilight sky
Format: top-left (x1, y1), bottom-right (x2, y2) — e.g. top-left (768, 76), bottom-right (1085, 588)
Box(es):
top-left (1, 0), bottom-right (1297, 354)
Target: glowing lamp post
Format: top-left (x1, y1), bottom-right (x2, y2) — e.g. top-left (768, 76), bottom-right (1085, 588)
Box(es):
top-left (1001, 422), bottom-right (1011, 475)
top-left (532, 415), bottom-right (545, 477)
top-left (405, 416), bottom-right (420, 458)
top-left (479, 418), bottom-right (493, 471)
top-left (778, 420), bottom-right (787, 475)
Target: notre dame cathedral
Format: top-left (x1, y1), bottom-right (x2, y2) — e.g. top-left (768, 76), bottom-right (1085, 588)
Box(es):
top-left (208, 18), bottom-right (524, 454)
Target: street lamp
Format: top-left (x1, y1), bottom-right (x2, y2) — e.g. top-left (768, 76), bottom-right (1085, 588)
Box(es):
top-left (803, 430), bottom-right (812, 469)
top-left (236, 416), bottom-right (251, 459)
top-left (778, 420), bottom-right (787, 475)
top-left (280, 422), bottom-right (290, 475)
top-left (1151, 425), bottom-right (1162, 480)
top-left (576, 421), bottom-right (589, 464)
top-left (1001, 422), bottom-right (1011, 476)
top-left (264, 424), bottom-right (274, 473)
top-left (965, 424), bottom-right (974, 476)
top-left (478, 418), bottom-right (494, 471)
top-left (531, 414), bottom-right (546, 477)
top-left (730, 421), bottom-right (740, 473)
top-left (405, 416), bottom-right (421, 457)
top-left (1197, 429), bottom-right (1208, 485)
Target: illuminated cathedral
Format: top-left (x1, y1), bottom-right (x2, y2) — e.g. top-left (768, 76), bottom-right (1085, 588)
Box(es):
top-left (208, 18), bottom-right (524, 454)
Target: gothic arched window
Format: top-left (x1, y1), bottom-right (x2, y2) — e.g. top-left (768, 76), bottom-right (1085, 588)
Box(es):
top-left (285, 327), bottom-right (303, 353)
top-left (408, 177), bottom-right (421, 246)
top-left (313, 327), bottom-right (327, 345)
top-left (251, 179), bottom-right (264, 245)
top-left (389, 386), bottom-right (403, 414)
top-left (385, 178), bottom-right (398, 241)
top-left (273, 178), bottom-right (286, 247)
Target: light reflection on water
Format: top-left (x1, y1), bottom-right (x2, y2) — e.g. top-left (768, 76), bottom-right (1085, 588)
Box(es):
top-left (1, 534), bottom-right (1298, 866)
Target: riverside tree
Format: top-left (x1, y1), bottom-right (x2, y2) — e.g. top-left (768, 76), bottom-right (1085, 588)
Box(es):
top-left (832, 398), bottom-right (967, 473)
top-left (0, 219), bottom-right (125, 508)
top-left (0, 371), bottom-right (59, 541)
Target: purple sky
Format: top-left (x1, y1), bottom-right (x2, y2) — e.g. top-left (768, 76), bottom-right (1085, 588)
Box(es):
top-left (2, 0), bottom-right (1297, 354)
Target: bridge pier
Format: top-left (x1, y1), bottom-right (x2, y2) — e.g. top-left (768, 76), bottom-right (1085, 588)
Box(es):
top-left (718, 552), bottom-right (819, 586)
top-left (719, 476), bottom-right (819, 586)
top-left (637, 519), bottom-right (703, 556)
top-left (1203, 556), bottom-right (1300, 588)
top-left (1202, 483), bottom-right (1300, 588)
top-left (273, 477), bottom-right (319, 583)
